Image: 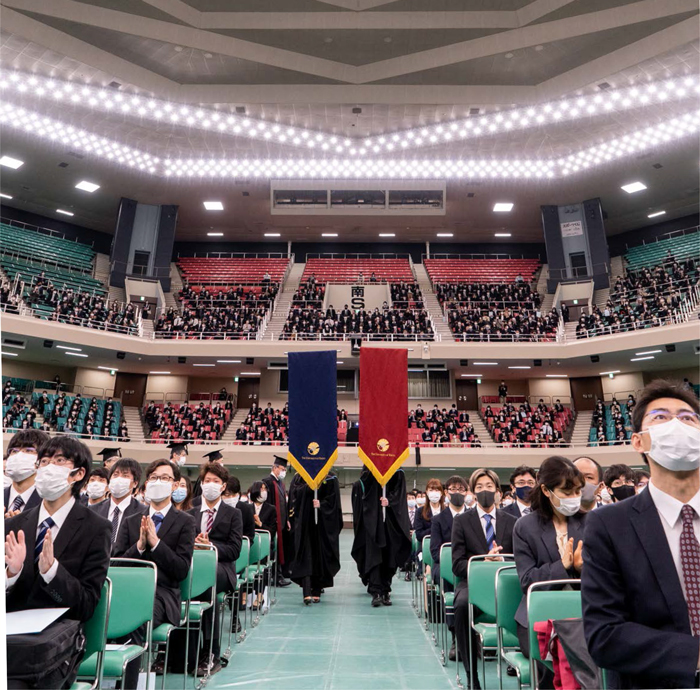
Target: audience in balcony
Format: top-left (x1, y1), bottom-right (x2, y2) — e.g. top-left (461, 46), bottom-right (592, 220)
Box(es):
top-left (482, 400), bottom-right (570, 446)
top-left (390, 282), bottom-right (424, 308)
top-left (590, 397), bottom-right (631, 446)
top-left (292, 281), bottom-right (325, 307)
top-left (0, 278), bottom-right (21, 313)
top-left (236, 401), bottom-right (289, 444)
top-left (146, 401), bottom-right (227, 441)
top-left (410, 405), bottom-right (483, 447)
top-left (448, 305), bottom-right (560, 342)
top-left (435, 282), bottom-right (539, 308)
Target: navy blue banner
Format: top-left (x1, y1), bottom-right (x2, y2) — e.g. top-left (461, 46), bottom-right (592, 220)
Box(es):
top-left (287, 351), bottom-right (338, 489)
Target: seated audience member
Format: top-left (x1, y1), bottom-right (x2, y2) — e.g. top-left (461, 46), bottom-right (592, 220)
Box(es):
top-left (503, 465), bottom-right (537, 519)
top-left (90, 458), bottom-right (147, 551)
top-left (4, 429), bottom-right (48, 515)
top-left (249, 481), bottom-right (277, 536)
top-left (172, 475), bottom-right (194, 511)
top-left (513, 456), bottom-right (586, 684)
top-left (603, 463), bottom-right (637, 502)
top-left (5, 437), bottom-right (111, 687)
top-left (85, 467), bottom-right (110, 506)
top-left (634, 468), bottom-right (650, 492)
top-left (453, 468), bottom-right (517, 690)
top-left (223, 476), bottom-right (255, 544)
top-left (573, 456), bottom-right (604, 512)
top-left (583, 380), bottom-right (700, 689)
top-left (187, 463), bottom-right (243, 675)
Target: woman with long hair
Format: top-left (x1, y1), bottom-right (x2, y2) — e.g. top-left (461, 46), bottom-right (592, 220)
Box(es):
top-left (172, 474), bottom-right (193, 511)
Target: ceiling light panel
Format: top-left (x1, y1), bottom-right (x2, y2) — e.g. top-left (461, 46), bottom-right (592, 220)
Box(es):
top-left (203, 201), bottom-right (224, 210)
top-left (75, 180), bottom-right (100, 193)
top-left (0, 155), bottom-right (23, 169)
top-left (620, 181), bottom-right (647, 194)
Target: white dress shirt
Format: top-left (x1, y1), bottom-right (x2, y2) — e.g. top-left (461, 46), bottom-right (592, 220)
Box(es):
top-left (6, 496), bottom-right (76, 589)
top-left (476, 504), bottom-right (497, 540)
top-left (648, 480), bottom-right (700, 602)
top-left (449, 504), bottom-right (466, 519)
top-left (8, 484), bottom-right (37, 513)
top-left (108, 495), bottom-right (133, 536)
top-left (200, 498), bottom-right (221, 534)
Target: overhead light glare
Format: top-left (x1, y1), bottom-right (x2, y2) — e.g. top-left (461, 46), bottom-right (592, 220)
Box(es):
top-left (75, 180), bottom-right (100, 193)
top-left (149, 371), bottom-right (171, 374)
top-left (546, 375), bottom-right (568, 378)
top-left (264, 233), bottom-right (280, 237)
top-left (57, 345), bottom-right (82, 351)
top-left (436, 233), bottom-right (453, 237)
top-left (206, 232), bottom-right (223, 237)
top-left (621, 181), bottom-right (646, 194)
top-left (472, 362), bottom-right (498, 365)
top-left (0, 156), bottom-right (23, 169)
top-left (493, 202), bottom-right (514, 212)
top-left (630, 356), bottom-right (654, 362)
top-left (1, 351), bottom-right (18, 356)
top-left (494, 233), bottom-right (512, 237)
top-left (599, 370), bottom-right (621, 375)
top-left (56, 209), bottom-right (74, 216)
top-left (203, 201), bottom-right (224, 210)
top-left (0, 192), bottom-right (13, 199)
top-left (508, 366), bottom-right (531, 369)
top-left (379, 233), bottom-right (395, 237)
top-left (240, 371), bottom-right (261, 375)
top-left (193, 363), bottom-right (215, 367)
top-left (322, 233), bottom-right (338, 237)
top-left (461, 374), bottom-right (483, 377)
top-left (65, 351), bottom-right (88, 357)
top-left (216, 359), bottom-right (241, 363)
top-left (97, 366), bottom-right (118, 371)
top-left (647, 211), bottom-right (666, 218)
top-left (634, 349), bottom-right (662, 356)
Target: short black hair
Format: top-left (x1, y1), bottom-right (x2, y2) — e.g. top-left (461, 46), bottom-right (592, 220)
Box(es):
top-left (89, 467), bottom-right (110, 481)
top-left (509, 465), bottom-right (538, 486)
top-left (248, 480), bottom-right (265, 502)
top-left (38, 436), bottom-right (92, 497)
top-left (7, 428), bottom-right (49, 453)
top-left (631, 379), bottom-right (699, 432)
top-left (634, 469), bottom-right (650, 483)
top-left (573, 456), bottom-right (603, 483)
top-left (603, 463), bottom-right (635, 487)
top-left (199, 462), bottom-right (229, 484)
top-left (108, 458), bottom-right (142, 485)
top-left (225, 476), bottom-right (241, 495)
top-left (144, 459), bottom-right (181, 482)
top-left (529, 456), bottom-right (584, 520)
top-left (444, 474), bottom-right (468, 491)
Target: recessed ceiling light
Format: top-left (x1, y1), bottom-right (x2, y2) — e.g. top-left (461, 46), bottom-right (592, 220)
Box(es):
top-left (193, 363), bottom-right (215, 367)
top-left (621, 181), bottom-right (646, 194)
top-left (599, 370), bottom-right (621, 375)
top-left (437, 233), bottom-right (453, 237)
top-left (207, 232), bottom-right (224, 237)
top-left (0, 156), bottom-right (24, 169)
top-left (97, 366), bottom-right (118, 371)
top-left (493, 203), bottom-right (514, 212)
top-left (546, 374), bottom-right (568, 378)
top-left (1, 351), bottom-right (18, 357)
top-left (240, 371), bottom-right (261, 375)
top-left (57, 345), bottom-right (82, 351)
top-left (504, 53), bottom-right (514, 59)
top-left (0, 192), bottom-right (13, 199)
top-left (534, 45), bottom-right (544, 51)
top-left (647, 211), bottom-right (666, 218)
top-left (149, 371), bottom-right (171, 374)
top-left (635, 349), bottom-right (662, 356)
top-left (630, 356), bottom-right (654, 362)
top-left (461, 374), bottom-right (483, 377)
top-left (508, 366), bottom-right (531, 369)
top-left (56, 209), bottom-right (74, 216)
top-left (322, 233), bottom-right (338, 237)
top-left (379, 233), bottom-right (395, 237)
top-left (75, 180), bottom-right (100, 193)
top-left (337, 361), bottom-right (344, 364)
top-left (216, 359), bottom-right (241, 363)
top-left (494, 233), bottom-right (512, 237)
top-left (472, 362), bottom-right (498, 365)
top-left (264, 233), bottom-right (281, 237)
top-left (203, 201), bottom-right (224, 211)
top-left (65, 351), bottom-right (88, 358)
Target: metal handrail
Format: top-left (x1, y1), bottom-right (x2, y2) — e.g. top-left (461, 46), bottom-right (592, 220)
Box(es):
top-left (625, 224), bottom-right (699, 250)
top-left (423, 253), bottom-right (541, 261)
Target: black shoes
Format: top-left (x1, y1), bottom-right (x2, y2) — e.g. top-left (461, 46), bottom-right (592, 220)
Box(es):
top-left (507, 666), bottom-right (517, 677)
top-left (235, 617), bottom-right (242, 633)
top-left (404, 572), bottom-right (411, 582)
top-left (371, 594), bottom-right (383, 607)
top-left (448, 643), bottom-right (456, 661)
top-left (277, 577), bottom-right (292, 587)
top-left (382, 594), bottom-right (392, 606)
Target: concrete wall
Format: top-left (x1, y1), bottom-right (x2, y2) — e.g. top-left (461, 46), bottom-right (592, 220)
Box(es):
top-left (73, 368), bottom-right (117, 396)
top-left (477, 378), bottom-right (528, 398)
top-left (601, 372), bottom-right (645, 399)
top-left (2, 360), bottom-right (75, 386)
top-left (527, 378), bottom-right (573, 401)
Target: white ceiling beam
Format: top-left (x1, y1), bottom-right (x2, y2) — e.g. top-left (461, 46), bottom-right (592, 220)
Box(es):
top-left (315, 0), bottom-right (398, 9)
top-left (140, 0), bottom-right (200, 27)
top-left (516, 0), bottom-right (578, 26)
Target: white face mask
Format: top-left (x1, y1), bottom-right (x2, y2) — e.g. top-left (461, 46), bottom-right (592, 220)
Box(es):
top-left (416, 497), bottom-right (426, 507)
top-left (258, 491), bottom-right (268, 503)
top-left (176, 456), bottom-right (187, 467)
top-left (643, 418), bottom-right (700, 472)
top-left (465, 494), bottom-right (475, 506)
top-left (427, 490), bottom-right (442, 504)
top-left (239, 495), bottom-right (249, 503)
top-left (407, 499), bottom-right (416, 508)
top-left (223, 496), bottom-right (239, 508)
top-left (278, 470), bottom-right (287, 479)
top-left (202, 482), bottom-right (223, 502)
top-left (109, 476), bottom-right (132, 499)
top-left (145, 480), bottom-right (173, 503)
top-left (35, 464), bottom-right (79, 502)
top-left (5, 452), bottom-right (38, 482)
top-left (87, 481), bottom-right (107, 500)
top-left (600, 487), bottom-right (612, 503)
top-left (550, 490), bottom-right (582, 517)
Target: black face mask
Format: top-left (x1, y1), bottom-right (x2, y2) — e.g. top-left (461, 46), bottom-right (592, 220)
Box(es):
top-left (611, 485), bottom-right (636, 502)
top-left (476, 490), bottom-right (496, 510)
top-left (448, 492), bottom-right (466, 508)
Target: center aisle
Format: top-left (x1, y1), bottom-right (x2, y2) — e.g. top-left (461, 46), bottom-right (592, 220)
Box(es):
top-left (208, 532), bottom-right (460, 690)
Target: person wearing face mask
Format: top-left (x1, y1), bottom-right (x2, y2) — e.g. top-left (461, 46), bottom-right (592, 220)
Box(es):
top-left (503, 465), bottom-right (537, 519)
top-left (96, 447), bottom-right (121, 472)
top-left (573, 456), bottom-right (604, 512)
top-left (186, 463), bottom-right (242, 676)
top-left (90, 458), bottom-right (147, 551)
top-left (167, 440), bottom-right (190, 471)
top-left (5, 436), bottom-right (112, 687)
top-left (114, 458), bottom-right (196, 688)
top-left (172, 475), bottom-right (194, 511)
top-left (223, 476), bottom-right (255, 543)
top-left (452, 468), bottom-right (517, 690)
top-left (4, 429), bottom-right (48, 516)
top-left (582, 380), bottom-right (700, 690)
top-left (413, 480), bottom-right (444, 544)
top-left (85, 467), bottom-right (110, 506)
top-left (603, 463), bottom-right (637, 502)
top-left (248, 481), bottom-right (278, 609)
top-left (262, 456), bottom-right (293, 587)
top-left (192, 447), bottom-right (224, 498)
top-left (513, 455), bottom-right (586, 688)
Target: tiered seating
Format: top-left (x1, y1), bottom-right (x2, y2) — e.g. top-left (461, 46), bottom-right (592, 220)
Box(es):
top-left (424, 258), bottom-right (540, 284)
top-left (302, 258), bottom-right (413, 283)
top-left (481, 402), bottom-right (573, 447)
top-left (145, 401), bottom-right (231, 442)
top-left (234, 403), bottom-right (288, 445)
top-left (37, 393), bottom-right (123, 438)
top-left (589, 400), bottom-right (632, 446)
top-left (624, 231), bottom-right (700, 273)
top-left (407, 406), bottom-right (482, 447)
top-left (177, 257), bottom-right (289, 284)
top-left (2, 395), bottom-right (31, 430)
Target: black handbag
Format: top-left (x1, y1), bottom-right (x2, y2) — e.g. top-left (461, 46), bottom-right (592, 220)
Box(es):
top-left (552, 617), bottom-right (603, 690)
top-left (6, 618), bottom-right (86, 689)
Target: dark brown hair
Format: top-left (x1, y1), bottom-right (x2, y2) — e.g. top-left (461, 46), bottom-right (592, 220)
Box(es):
top-left (603, 463), bottom-right (635, 487)
top-left (631, 379), bottom-right (699, 432)
top-left (144, 458), bottom-right (181, 482)
top-left (199, 461), bottom-right (229, 484)
top-left (509, 465), bottom-right (537, 487)
top-left (529, 456), bottom-right (584, 520)
top-left (422, 478), bottom-right (444, 520)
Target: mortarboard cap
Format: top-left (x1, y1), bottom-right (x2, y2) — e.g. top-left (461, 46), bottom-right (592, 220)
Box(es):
top-left (273, 455), bottom-right (288, 468)
top-left (97, 448), bottom-right (121, 462)
top-left (203, 449), bottom-right (224, 462)
top-left (167, 441), bottom-right (190, 455)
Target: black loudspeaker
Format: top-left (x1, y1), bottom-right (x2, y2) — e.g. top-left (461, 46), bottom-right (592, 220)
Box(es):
top-left (459, 359), bottom-right (469, 367)
top-left (351, 337), bottom-right (361, 356)
top-left (346, 426), bottom-right (359, 443)
top-left (534, 360), bottom-right (542, 367)
top-left (43, 340), bottom-right (54, 348)
top-left (116, 351), bottom-right (126, 360)
top-left (246, 357), bottom-right (254, 365)
top-left (590, 355), bottom-right (600, 363)
top-left (178, 356), bottom-right (187, 364)
top-left (415, 445), bottom-right (421, 466)
top-left (665, 344), bottom-right (676, 352)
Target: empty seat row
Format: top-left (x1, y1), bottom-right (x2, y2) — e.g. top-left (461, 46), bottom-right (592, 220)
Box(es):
top-left (302, 258), bottom-right (414, 282)
top-left (177, 258), bottom-right (289, 283)
top-left (424, 259), bottom-right (540, 283)
top-left (624, 232), bottom-right (699, 272)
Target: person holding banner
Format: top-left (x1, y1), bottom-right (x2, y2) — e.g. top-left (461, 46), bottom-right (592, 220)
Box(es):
top-left (288, 471), bottom-right (343, 604)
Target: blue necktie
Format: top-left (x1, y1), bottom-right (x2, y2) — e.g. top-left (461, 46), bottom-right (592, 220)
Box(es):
top-left (483, 514), bottom-right (495, 550)
top-left (152, 513), bottom-right (164, 533)
top-left (34, 517), bottom-right (56, 563)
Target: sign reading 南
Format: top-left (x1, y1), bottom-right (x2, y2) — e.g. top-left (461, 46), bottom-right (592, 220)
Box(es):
top-left (560, 220), bottom-right (584, 237)
top-left (324, 283), bottom-right (391, 313)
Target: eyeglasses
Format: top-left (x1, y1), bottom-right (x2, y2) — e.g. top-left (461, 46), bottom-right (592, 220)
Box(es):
top-left (147, 474), bottom-right (174, 482)
top-left (644, 410), bottom-right (700, 427)
top-left (513, 480), bottom-right (536, 488)
top-left (37, 456), bottom-right (74, 467)
top-left (8, 447), bottom-right (37, 455)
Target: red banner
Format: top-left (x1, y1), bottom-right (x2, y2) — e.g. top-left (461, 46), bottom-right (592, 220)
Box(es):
top-left (358, 347), bottom-right (409, 485)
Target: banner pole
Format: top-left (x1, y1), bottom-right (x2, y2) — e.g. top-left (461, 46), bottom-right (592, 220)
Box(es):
top-left (314, 489), bottom-right (318, 525)
top-left (382, 485), bottom-right (387, 522)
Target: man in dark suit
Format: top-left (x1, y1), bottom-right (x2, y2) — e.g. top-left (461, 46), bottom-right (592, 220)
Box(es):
top-left (263, 456), bottom-right (292, 586)
top-left (187, 463), bottom-right (242, 674)
top-left (90, 458), bottom-right (147, 551)
top-left (4, 429), bottom-right (47, 516)
top-left (583, 380), bottom-right (700, 689)
top-left (452, 467), bottom-right (517, 690)
top-left (502, 465), bottom-right (537, 520)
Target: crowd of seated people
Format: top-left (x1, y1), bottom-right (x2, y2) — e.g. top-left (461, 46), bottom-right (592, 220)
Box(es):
top-left (235, 401), bottom-right (289, 444)
top-left (145, 400), bottom-right (232, 441)
top-left (154, 301), bottom-right (268, 339)
top-left (0, 278), bottom-right (22, 313)
top-left (482, 399), bottom-right (572, 446)
top-left (435, 281), bottom-right (539, 308)
top-left (589, 395), bottom-right (634, 446)
top-left (291, 280), bottom-right (325, 308)
top-left (408, 403), bottom-right (482, 447)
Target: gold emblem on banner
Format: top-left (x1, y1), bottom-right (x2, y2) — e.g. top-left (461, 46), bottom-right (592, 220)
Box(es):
top-left (307, 442), bottom-right (320, 456)
top-left (377, 438), bottom-right (390, 452)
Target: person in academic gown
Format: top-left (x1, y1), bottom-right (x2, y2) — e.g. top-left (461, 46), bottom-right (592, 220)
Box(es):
top-left (351, 467), bottom-right (412, 607)
top-left (288, 472), bottom-right (343, 604)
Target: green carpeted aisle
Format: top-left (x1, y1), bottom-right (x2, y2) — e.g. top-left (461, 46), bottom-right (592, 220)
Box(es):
top-left (200, 532), bottom-right (519, 690)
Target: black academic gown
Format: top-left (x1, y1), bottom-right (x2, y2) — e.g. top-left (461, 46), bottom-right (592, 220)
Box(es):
top-left (350, 468), bottom-right (412, 586)
top-left (288, 473), bottom-right (343, 590)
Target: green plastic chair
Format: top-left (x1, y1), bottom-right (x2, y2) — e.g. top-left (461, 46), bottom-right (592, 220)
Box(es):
top-left (247, 531), bottom-right (269, 627)
top-left (439, 543), bottom-right (463, 688)
top-left (72, 578), bottom-right (112, 690)
top-left (220, 535), bottom-right (250, 660)
top-left (411, 531), bottom-right (420, 611)
top-left (526, 580), bottom-right (582, 690)
top-left (421, 536), bottom-right (440, 643)
top-left (495, 566), bottom-right (530, 690)
top-left (78, 560), bottom-right (156, 690)
top-left (467, 555), bottom-right (515, 690)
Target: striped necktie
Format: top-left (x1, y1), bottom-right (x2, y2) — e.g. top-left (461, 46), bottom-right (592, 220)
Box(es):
top-left (10, 495), bottom-right (24, 512)
top-left (110, 506), bottom-right (120, 547)
top-left (205, 509), bottom-right (215, 533)
top-left (34, 517), bottom-right (55, 563)
top-left (483, 513), bottom-right (495, 550)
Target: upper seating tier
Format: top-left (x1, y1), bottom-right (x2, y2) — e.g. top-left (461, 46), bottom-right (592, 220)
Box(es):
top-left (302, 258), bottom-right (413, 283)
top-left (625, 232), bottom-right (700, 273)
top-left (177, 258), bottom-right (289, 284)
top-left (425, 258), bottom-right (540, 283)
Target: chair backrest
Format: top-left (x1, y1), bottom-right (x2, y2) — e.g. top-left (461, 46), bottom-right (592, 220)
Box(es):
top-left (236, 536), bottom-right (250, 574)
top-left (179, 556), bottom-right (194, 602)
top-left (495, 566), bottom-right (521, 639)
top-left (467, 555), bottom-right (515, 619)
top-left (439, 543), bottom-right (460, 588)
top-left (106, 561), bottom-right (157, 638)
top-left (527, 581), bottom-right (582, 665)
top-left (422, 535), bottom-right (433, 568)
top-left (411, 531), bottom-right (419, 556)
top-left (190, 546), bottom-right (218, 600)
top-left (256, 530), bottom-right (271, 561)
top-left (248, 533), bottom-right (261, 565)
top-left (83, 577), bottom-right (112, 659)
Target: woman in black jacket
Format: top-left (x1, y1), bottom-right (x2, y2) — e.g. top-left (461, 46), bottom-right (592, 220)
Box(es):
top-left (412, 478), bottom-right (445, 543)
